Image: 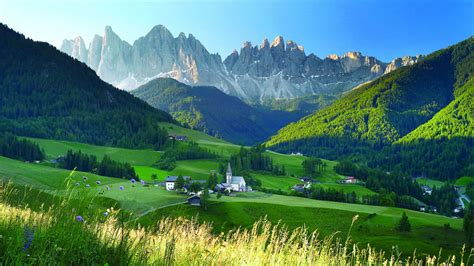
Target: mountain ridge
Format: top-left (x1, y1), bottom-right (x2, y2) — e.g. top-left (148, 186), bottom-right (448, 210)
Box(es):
top-left (60, 24), bottom-right (421, 103)
top-left (131, 78), bottom-right (302, 144)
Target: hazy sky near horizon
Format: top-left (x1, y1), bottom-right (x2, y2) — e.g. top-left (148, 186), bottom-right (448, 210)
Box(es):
top-left (0, 0), bottom-right (472, 62)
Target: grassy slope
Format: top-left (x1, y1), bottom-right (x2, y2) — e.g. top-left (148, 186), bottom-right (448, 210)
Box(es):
top-left (456, 176), bottom-right (474, 186)
top-left (26, 137), bottom-right (162, 166)
top-left (0, 155), bottom-right (187, 212)
top-left (416, 178), bottom-right (446, 188)
top-left (141, 194), bottom-right (463, 257)
top-left (0, 156), bottom-right (122, 190)
top-left (0, 150), bottom-right (463, 257)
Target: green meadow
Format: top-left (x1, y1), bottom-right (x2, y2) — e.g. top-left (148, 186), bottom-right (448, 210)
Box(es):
top-left (140, 193), bottom-right (463, 257)
top-left (1, 134), bottom-right (463, 259)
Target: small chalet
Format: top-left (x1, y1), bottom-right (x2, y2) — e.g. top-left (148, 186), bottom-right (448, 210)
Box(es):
top-left (169, 135), bottom-right (188, 141)
top-left (344, 176), bottom-right (357, 184)
top-left (292, 184), bottom-right (306, 193)
top-left (290, 152), bottom-right (303, 156)
top-left (421, 185), bottom-right (433, 195)
top-left (165, 176), bottom-right (191, 190)
top-left (187, 195), bottom-right (201, 206)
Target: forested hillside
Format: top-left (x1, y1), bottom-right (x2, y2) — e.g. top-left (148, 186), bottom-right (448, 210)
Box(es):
top-left (371, 79), bottom-right (473, 179)
top-left (266, 37), bottom-right (473, 179)
top-left (0, 24), bottom-right (173, 149)
top-left (132, 78), bottom-right (301, 144)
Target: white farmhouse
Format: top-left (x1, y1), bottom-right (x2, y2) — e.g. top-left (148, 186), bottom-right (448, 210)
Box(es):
top-left (165, 176), bottom-right (191, 190)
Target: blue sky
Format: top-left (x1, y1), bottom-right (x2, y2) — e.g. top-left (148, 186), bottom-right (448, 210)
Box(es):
top-left (0, 0), bottom-right (472, 62)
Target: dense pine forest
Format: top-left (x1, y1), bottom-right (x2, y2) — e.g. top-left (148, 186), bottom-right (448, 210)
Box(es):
top-left (0, 133), bottom-right (44, 161)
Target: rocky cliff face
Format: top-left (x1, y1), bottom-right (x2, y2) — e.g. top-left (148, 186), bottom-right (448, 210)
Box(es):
top-left (61, 25), bottom-right (232, 93)
top-left (384, 55), bottom-right (423, 74)
top-left (222, 37), bottom-right (422, 102)
top-left (61, 37), bottom-right (88, 64)
top-left (60, 25), bottom-right (422, 103)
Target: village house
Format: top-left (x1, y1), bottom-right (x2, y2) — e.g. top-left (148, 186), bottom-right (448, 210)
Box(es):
top-left (169, 135), bottom-right (188, 141)
top-left (292, 183), bottom-right (311, 193)
top-left (165, 176), bottom-right (191, 190)
top-left (344, 176), bottom-right (357, 184)
top-left (216, 163), bottom-right (247, 192)
top-left (187, 195), bottom-right (201, 206)
top-left (290, 152), bottom-right (303, 156)
top-left (421, 185), bottom-right (433, 195)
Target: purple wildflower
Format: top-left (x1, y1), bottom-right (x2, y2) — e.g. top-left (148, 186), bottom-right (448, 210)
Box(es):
top-left (119, 186), bottom-right (124, 191)
top-left (82, 176), bottom-right (88, 180)
top-left (76, 215), bottom-right (84, 222)
top-left (130, 179), bottom-right (136, 184)
top-left (103, 211), bottom-right (109, 217)
top-left (85, 184), bottom-right (90, 188)
top-left (75, 182), bottom-right (80, 186)
top-left (23, 226), bottom-right (35, 252)
top-left (96, 180), bottom-right (101, 185)
top-left (140, 180), bottom-right (146, 185)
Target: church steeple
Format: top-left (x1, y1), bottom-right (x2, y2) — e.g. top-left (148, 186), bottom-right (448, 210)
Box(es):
top-left (226, 162), bottom-right (232, 184)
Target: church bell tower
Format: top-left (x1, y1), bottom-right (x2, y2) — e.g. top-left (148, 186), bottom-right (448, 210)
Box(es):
top-left (226, 162), bottom-right (232, 184)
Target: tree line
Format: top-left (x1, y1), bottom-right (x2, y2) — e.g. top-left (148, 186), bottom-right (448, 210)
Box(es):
top-left (156, 142), bottom-right (217, 170)
top-left (220, 145), bottom-right (286, 176)
top-left (0, 133), bottom-right (44, 161)
top-left (60, 150), bottom-right (137, 180)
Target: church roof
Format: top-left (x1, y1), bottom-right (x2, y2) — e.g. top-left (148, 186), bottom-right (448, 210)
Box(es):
top-left (166, 176), bottom-right (190, 182)
top-left (231, 176), bottom-right (245, 184)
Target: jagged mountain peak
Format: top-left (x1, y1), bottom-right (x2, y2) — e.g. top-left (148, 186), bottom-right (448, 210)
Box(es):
top-left (178, 32), bottom-right (186, 39)
top-left (286, 40), bottom-right (304, 53)
top-left (104, 25), bottom-right (114, 34)
top-left (343, 51), bottom-right (362, 59)
top-left (260, 38), bottom-right (270, 49)
top-left (242, 41), bottom-right (252, 49)
top-left (271, 35), bottom-right (284, 48)
top-left (326, 54), bottom-right (340, 60)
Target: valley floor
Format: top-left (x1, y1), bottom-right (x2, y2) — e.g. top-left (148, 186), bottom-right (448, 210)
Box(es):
top-left (0, 134), bottom-right (467, 259)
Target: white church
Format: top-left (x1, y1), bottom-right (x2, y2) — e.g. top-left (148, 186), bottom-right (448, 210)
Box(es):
top-left (216, 163), bottom-right (247, 192)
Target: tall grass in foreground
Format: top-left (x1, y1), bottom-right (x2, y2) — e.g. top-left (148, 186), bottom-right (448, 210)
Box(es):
top-left (0, 181), bottom-right (470, 265)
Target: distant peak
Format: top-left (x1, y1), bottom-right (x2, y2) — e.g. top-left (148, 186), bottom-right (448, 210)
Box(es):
top-left (148, 24), bottom-right (172, 36)
top-left (242, 41), bottom-right (252, 49)
top-left (151, 24), bottom-right (167, 31)
top-left (344, 51), bottom-right (362, 59)
top-left (260, 38), bottom-right (269, 49)
top-left (271, 36), bottom-right (284, 48)
top-left (105, 25), bottom-right (113, 32)
top-left (326, 54), bottom-right (340, 60)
